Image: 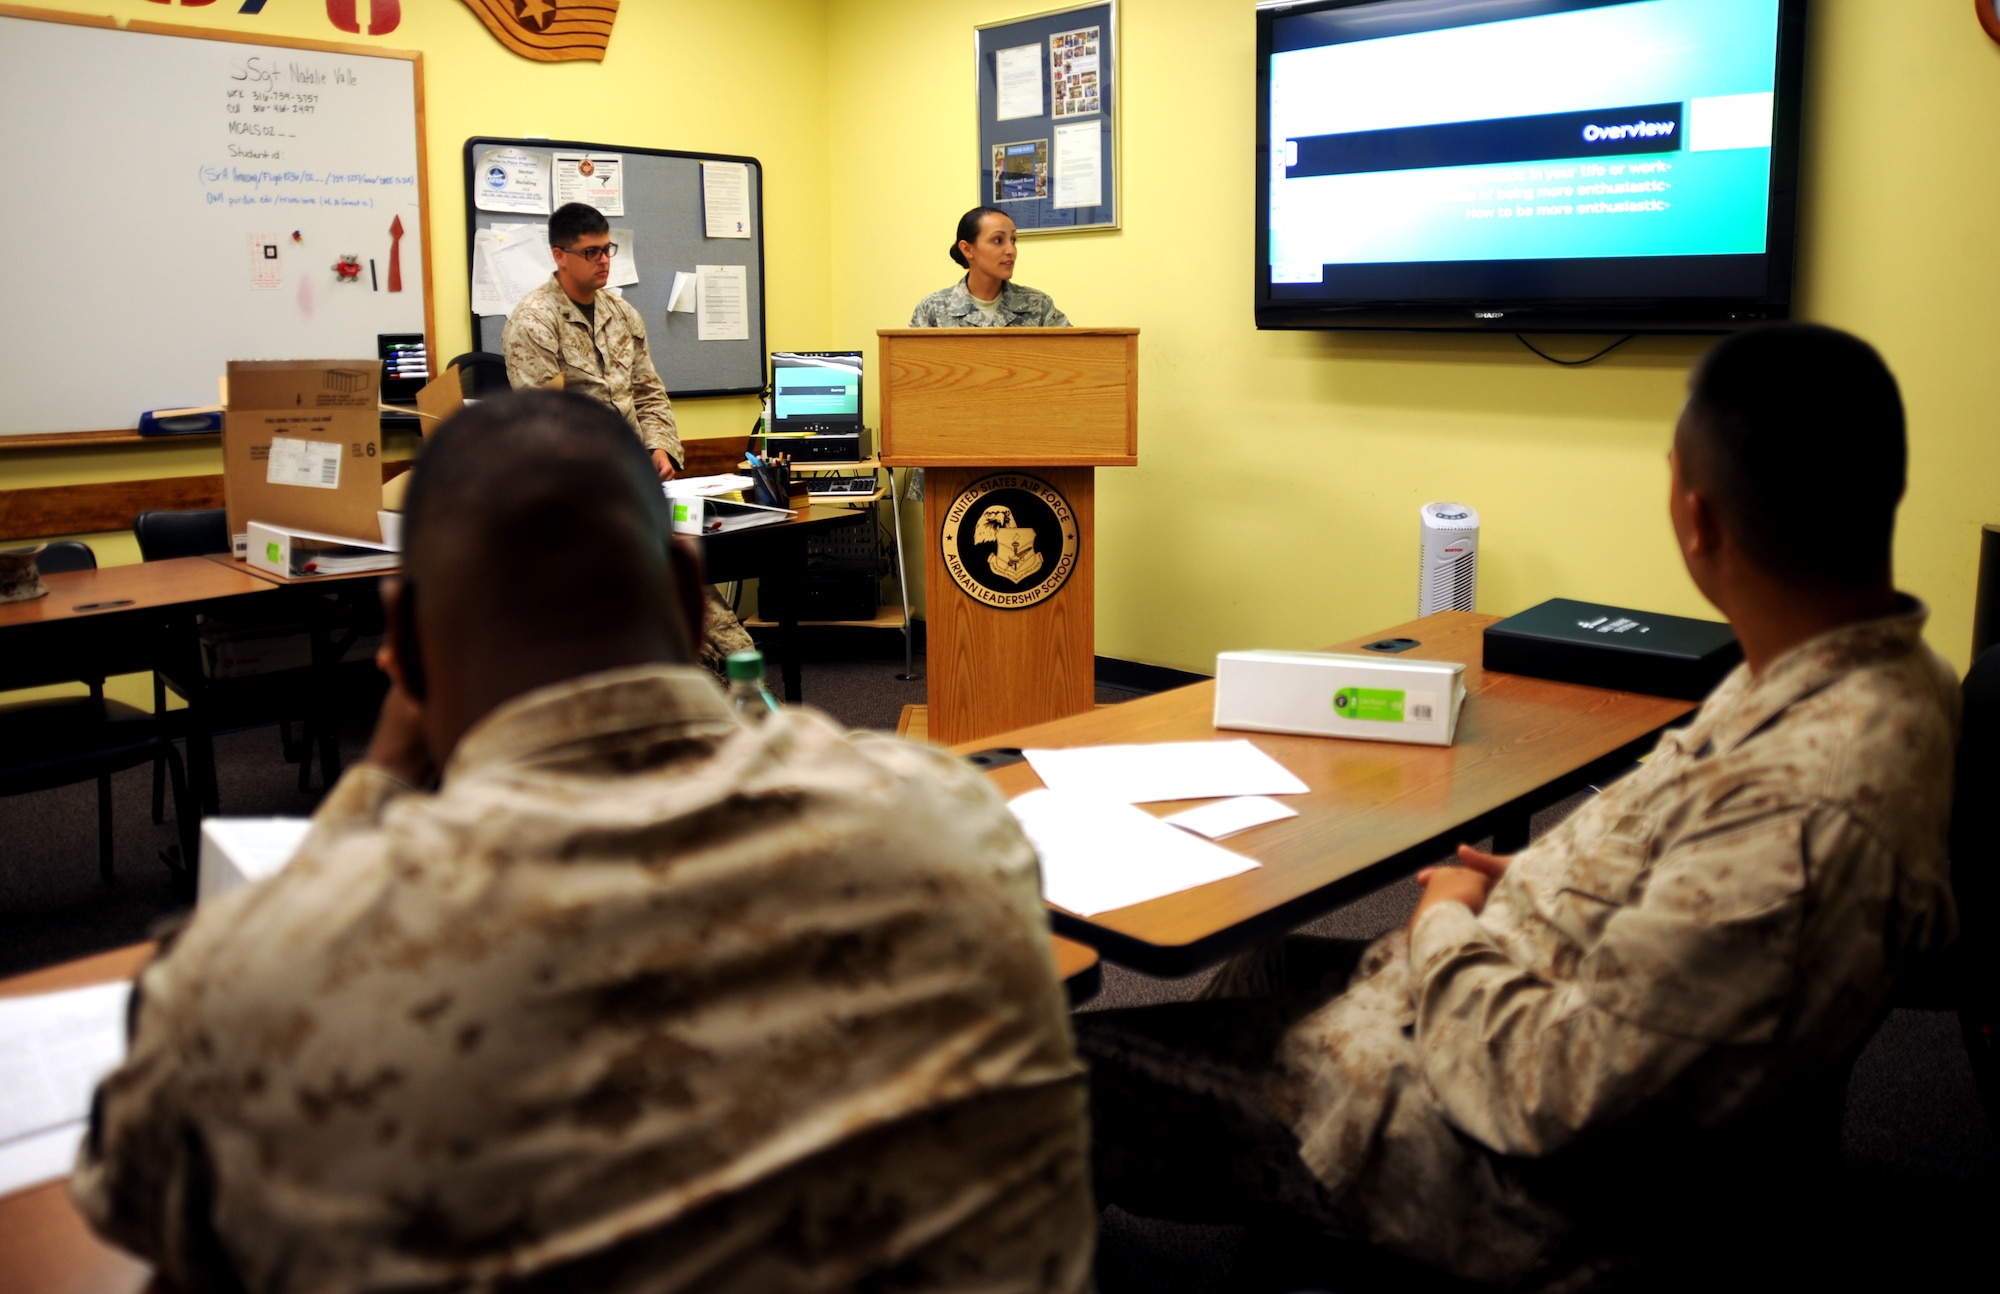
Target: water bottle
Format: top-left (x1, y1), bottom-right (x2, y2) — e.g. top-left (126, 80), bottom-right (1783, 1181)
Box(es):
top-left (725, 650), bottom-right (780, 722)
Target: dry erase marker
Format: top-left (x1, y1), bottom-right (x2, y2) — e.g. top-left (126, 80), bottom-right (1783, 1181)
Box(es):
top-left (369, 259), bottom-right (378, 290)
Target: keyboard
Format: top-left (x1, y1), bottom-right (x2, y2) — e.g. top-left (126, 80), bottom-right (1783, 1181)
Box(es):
top-left (805, 475), bottom-right (878, 497)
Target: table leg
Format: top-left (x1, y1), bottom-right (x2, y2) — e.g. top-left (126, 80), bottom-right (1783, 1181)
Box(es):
top-left (777, 615), bottom-right (802, 703)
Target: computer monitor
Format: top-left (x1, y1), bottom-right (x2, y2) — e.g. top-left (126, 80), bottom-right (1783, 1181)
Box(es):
top-left (770, 351), bottom-right (862, 435)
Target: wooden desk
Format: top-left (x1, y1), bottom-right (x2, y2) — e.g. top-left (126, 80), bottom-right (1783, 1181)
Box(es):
top-left (954, 611), bottom-right (1697, 975)
top-left (692, 505), bottom-right (871, 704)
top-left (200, 505), bottom-right (865, 705)
top-left (0, 945), bottom-right (155, 1294)
top-left (0, 560), bottom-right (273, 694)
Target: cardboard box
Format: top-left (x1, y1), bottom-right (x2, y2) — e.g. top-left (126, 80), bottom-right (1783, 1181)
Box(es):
top-left (224, 359), bottom-right (385, 549)
top-left (413, 367), bottom-right (466, 435)
top-left (1215, 650), bottom-right (1467, 746)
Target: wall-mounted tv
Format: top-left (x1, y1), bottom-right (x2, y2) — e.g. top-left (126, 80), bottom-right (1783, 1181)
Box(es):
top-left (1255, 0), bottom-right (1807, 333)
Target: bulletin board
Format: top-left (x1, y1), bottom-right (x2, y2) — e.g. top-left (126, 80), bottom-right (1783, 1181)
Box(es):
top-left (0, 7), bottom-right (433, 439)
top-left (975, 1), bottom-right (1119, 234)
top-left (463, 137), bottom-right (767, 398)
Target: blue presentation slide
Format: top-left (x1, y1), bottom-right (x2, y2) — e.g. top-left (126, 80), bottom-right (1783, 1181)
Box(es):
top-left (1267, 0), bottom-right (1780, 276)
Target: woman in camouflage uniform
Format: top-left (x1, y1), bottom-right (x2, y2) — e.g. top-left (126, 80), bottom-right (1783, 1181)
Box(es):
top-left (910, 207), bottom-right (1071, 328)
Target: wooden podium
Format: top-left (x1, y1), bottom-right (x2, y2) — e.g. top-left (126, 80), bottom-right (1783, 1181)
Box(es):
top-left (878, 327), bottom-right (1138, 746)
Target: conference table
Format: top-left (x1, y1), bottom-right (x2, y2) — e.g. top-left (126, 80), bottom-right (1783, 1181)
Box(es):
top-left (0, 559), bottom-right (274, 696)
top-left (953, 610), bottom-right (1698, 975)
top-left (198, 502), bottom-right (863, 706)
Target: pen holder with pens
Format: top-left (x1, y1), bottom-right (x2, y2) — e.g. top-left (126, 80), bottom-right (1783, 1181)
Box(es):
top-left (746, 458), bottom-right (791, 509)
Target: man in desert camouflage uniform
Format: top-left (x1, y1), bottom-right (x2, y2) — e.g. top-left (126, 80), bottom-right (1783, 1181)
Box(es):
top-left (75, 391), bottom-right (1096, 1294)
top-left (504, 202), bottom-right (753, 668)
top-left (1079, 323), bottom-right (1960, 1288)
top-left (502, 202), bottom-right (680, 480)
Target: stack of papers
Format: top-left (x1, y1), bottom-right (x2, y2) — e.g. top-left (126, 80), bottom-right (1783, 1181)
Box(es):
top-left (1010, 791), bottom-right (1261, 916)
top-left (0, 982), bottom-right (132, 1195)
top-left (1006, 740), bottom-right (1311, 916)
top-left (663, 474), bottom-right (755, 498)
top-left (1023, 740), bottom-right (1309, 803)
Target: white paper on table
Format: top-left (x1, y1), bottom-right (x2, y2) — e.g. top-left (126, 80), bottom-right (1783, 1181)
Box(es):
top-left (606, 227), bottom-right (640, 288)
top-left (0, 981), bottom-right (132, 1193)
top-left (1009, 790), bottom-right (1260, 917)
top-left (1024, 740), bottom-right (1309, 805)
top-left (663, 474), bottom-right (755, 498)
top-left (198, 816), bottom-right (312, 903)
top-left (266, 436), bottom-right (342, 490)
top-left (667, 271), bottom-right (698, 313)
top-left (473, 147), bottom-right (552, 215)
top-left (1053, 120), bottom-right (1102, 209)
top-left (0, 1121), bottom-right (89, 1197)
top-left (696, 264), bottom-right (749, 340)
top-left (1163, 795), bottom-right (1299, 841)
top-left (995, 43), bottom-right (1043, 120)
top-left (553, 152), bottom-right (624, 216)
top-left (702, 161), bottom-right (753, 238)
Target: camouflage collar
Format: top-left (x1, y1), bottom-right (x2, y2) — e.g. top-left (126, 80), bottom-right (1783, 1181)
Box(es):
top-left (445, 664), bottom-right (736, 780)
top-left (1689, 594), bottom-right (1930, 759)
top-left (943, 276), bottom-right (1033, 322)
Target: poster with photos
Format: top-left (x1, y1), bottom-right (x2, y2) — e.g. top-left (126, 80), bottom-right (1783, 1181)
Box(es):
top-left (975, 2), bottom-right (1117, 233)
top-left (993, 139), bottom-right (1050, 202)
top-left (1049, 26), bottom-right (1101, 119)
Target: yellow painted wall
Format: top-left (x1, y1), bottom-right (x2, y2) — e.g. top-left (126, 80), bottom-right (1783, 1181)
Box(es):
top-left (11, 0), bottom-right (2000, 692)
top-left (827, 0), bottom-right (2000, 674)
top-left (2, 0), bottom-right (837, 569)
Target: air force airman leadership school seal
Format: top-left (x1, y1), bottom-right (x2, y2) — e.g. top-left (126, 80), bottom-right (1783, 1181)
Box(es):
top-left (941, 474), bottom-right (1079, 610)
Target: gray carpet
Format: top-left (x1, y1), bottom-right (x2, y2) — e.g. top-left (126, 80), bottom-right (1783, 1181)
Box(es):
top-left (1, 652), bottom-right (1989, 1289)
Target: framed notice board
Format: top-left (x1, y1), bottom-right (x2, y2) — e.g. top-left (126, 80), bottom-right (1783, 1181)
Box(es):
top-left (0, 8), bottom-right (432, 440)
top-left (463, 137), bottom-right (767, 398)
top-left (975, 2), bottom-right (1118, 234)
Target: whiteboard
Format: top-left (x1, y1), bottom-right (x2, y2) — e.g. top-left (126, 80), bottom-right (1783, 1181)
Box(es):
top-left (0, 13), bottom-right (430, 437)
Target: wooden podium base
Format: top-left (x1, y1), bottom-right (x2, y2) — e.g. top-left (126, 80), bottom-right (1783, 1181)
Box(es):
top-left (923, 465), bottom-right (1095, 746)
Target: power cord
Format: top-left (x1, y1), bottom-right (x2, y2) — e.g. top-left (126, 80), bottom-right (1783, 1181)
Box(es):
top-left (1515, 333), bottom-right (1635, 366)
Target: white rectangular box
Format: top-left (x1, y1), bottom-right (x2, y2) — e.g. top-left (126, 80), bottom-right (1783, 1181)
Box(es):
top-left (1215, 650), bottom-right (1467, 746)
top-left (246, 520), bottom-right (399, 578)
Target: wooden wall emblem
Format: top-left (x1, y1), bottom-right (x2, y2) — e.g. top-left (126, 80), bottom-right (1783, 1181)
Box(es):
top-left (457, 0), bottom-right (620, 63)
top-left (940, 473), bottom-right (1079, 610)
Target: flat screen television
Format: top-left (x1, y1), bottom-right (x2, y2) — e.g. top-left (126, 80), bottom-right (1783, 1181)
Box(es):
top-left (769, 351), bottom-right (863, 435)
top-left (1255, 0), bottom-right (1807, 332)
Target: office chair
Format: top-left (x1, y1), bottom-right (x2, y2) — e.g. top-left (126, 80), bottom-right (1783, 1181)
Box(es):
top-left (0, 541), bottom-right (198, 884)
top-left (446, 350), bottom-right (511, 398)
top-left (1950, 644), bottom-right (2000, 1123)
top-left (133, 509), bottom-right (317, 810)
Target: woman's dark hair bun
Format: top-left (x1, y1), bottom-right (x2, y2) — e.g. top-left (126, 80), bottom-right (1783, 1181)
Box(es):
top-left (950, 206), bottom-right (1009, 267)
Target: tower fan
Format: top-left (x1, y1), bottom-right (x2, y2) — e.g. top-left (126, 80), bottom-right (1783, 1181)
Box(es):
top-left (1418, 502), bottom-right (1479, 615)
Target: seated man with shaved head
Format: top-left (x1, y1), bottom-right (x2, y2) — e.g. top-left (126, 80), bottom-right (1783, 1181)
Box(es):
top-left (74, 391), bottom-right (1095, 1292)
top-left (1079, 324), bottom-right (1960, 1288)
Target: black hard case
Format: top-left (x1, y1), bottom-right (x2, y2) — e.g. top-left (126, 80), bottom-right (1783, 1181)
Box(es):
top-left (1482, 598), bottom-right (1741, 701)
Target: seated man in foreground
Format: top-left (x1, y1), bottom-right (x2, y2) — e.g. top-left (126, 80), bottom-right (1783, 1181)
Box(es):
top-left (74, 391), bottom-right (1095, 1292)
top-left (1079, 324), bottom-right (1959, 1287)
